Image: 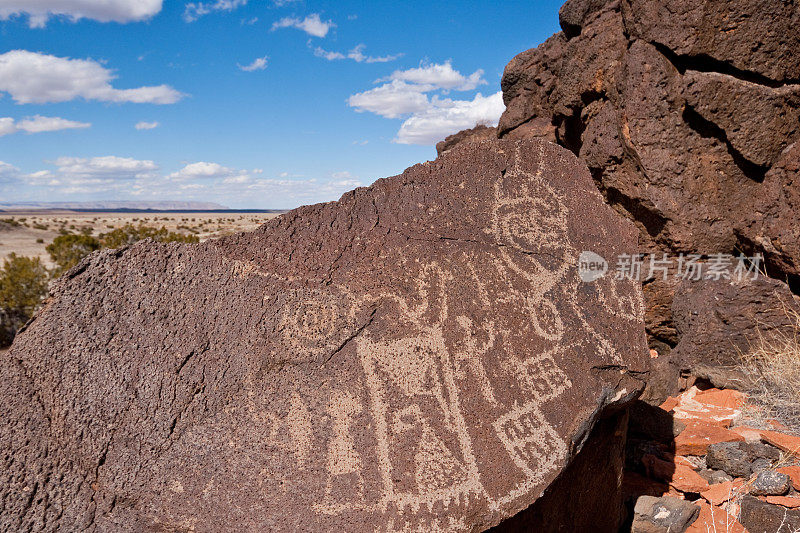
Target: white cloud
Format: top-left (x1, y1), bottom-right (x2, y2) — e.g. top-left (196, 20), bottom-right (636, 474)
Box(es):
top-left (183, 0), bottom-right (247, 22)
top-left (168, 161), bottom-right (258, 183)
top-left (238, 56), bottom-right (268, 72)
top-left (0, 117), bottom-right (17, 136)
top-left (314, 44), bottom-right (401, 64)
top-left (1, 155), bottom-right (363, 206)
top-left (0, 160), bottom-right (20, 183)
top-left (14, 155), bottom-right (160, 193)
top-left (52, 156), bottom-right (159, 178)
top-left (348, 60), bottom-right (503, 145)
top-left (0, 50), bottom-right (184, 105)
top-left (135, 121), bottom-right (159, 130)
top-left (271, 13), bottom-right (334, 38)
top-left (0, 115), bottom-right (90, 136)
top-left (395, 92), bottom-right (505, 145)
top-left (0, 0), bottom-right (162, 28)
top-left (381, 60), bottom-right (485, 91)
top-left (348, 80), bottom-right (430, 119)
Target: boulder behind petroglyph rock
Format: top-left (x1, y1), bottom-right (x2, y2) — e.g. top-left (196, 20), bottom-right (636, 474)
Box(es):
top-left (499, 0), bottom-right (800, 283)
top-left (0, 139), bottom-right (648, 532)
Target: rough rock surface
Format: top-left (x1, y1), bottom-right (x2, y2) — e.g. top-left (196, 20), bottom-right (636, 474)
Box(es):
top-left (631, 495), bottom-right (699, 533)
top-left (641, 276), bottom-right (800, 402)
top-left (494, 0), bottom-right (800, 398)
top-left (435, 125), bottom-right (498, 156)
top-left (499, 0), bottom-right (800, 280)
top-left (740, 494), bottom-right (800, 533)
top-left (0, 139), bottom-right (648, 532)
top-left (705, 442), bottom-right (780, 479)
top-left (750, 471), bottom-right (792, 497)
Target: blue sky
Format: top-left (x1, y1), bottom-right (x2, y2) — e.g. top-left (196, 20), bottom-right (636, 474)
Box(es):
top-left (0, 0), bottom-right (562, 208)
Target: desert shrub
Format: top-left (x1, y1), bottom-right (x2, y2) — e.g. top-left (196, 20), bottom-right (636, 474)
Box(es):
top-left (0, 253), bottom-right (49, 315)
top-left (0, 254), bottom-right (49, 344)
top-left (0, 218), bottom-right (20, 227)
top-left (46, 234), bottom-right (102, 275)
top-left (99, 224), bottom-right (199, 248)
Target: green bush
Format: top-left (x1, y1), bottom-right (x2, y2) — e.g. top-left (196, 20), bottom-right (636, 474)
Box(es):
top-left (0, 253), bottom-right (49, 316)
top-left (99, 224), bottom-right (199, 248)
top-left (46, 234), bottom-right (102, 275)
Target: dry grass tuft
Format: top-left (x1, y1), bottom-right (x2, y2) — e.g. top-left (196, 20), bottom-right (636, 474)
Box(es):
top-left (738, 304), bottom-right (800, 435)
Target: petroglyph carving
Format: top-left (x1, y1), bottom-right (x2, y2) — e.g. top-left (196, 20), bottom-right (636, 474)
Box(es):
top-left (275, 287), bottom-right (359, 362)
top-left (0, 139), bottom-right (649, 532)
top-left (323, 390), bottom-right (365, 504)
top-left (275, 146), bottom-right (638, 527)
top-left (287, 393), bottom-right (313, 469)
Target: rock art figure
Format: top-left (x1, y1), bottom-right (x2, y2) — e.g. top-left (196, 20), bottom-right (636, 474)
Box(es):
top-left (0, 139), bottom-right (648, 532)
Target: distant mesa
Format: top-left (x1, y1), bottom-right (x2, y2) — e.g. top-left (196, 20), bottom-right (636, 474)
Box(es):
top-left (0, 201), bottom-right (231, 212)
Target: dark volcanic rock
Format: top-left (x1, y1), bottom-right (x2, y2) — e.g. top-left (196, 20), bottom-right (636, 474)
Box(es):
top-left (435, 124), bottom-right (498, 156)
top-left (639, 275), bottom-right (800, 401)
top-left (631, 494), bottom-right (699, 533)
top-left (671, 277), bottom-right (800, 369)
top-left (740, 494), bottom-right (800, 533)
top-left (620, 0), bottom-right (800, 83)
top-left (705, 441), bottom-right (780, 479)
top-left (0, 139), bottom-right (648, 532)
top-left (706, 442), bottom-right (752, 478)
top-left (750, 471), bottom-right (792, 497)
top-left (492, 0), bottom-right (800, 398)
top-left (491, 411), bottom-right (632, 532)
top-left (498, 0), bottom-right (800, 285)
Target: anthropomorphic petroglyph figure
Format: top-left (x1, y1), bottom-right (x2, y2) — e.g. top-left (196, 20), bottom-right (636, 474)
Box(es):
top-left (357, 268), bottom-right (489, 514)
top-left (392, 405), bottom-right (470, 498)
top-left (324, 390), bottom-right (365, 502)
top-left (287, 393), bottom-right (313, 469)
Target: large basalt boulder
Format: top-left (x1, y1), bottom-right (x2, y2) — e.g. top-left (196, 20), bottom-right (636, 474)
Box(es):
top-left (435, 125), bottom-right (498, 156)
top-left (640, 275), bottom-right (800, 403)
top-left (498, 0), bottom-right (800, 278)
top-left (0, 139), bottom-right (648, 532)
top-left (495, 0), bottom-right (800, 399)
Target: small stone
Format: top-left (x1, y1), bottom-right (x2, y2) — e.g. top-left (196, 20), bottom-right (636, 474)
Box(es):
top-left (748, 442), bottom-right (782, 462)
top-left (706, 442), bottom-right (752, 478)
top-left (778, 466), bottom-right (800, 491)
top-left (765, 495), bottom-right (800, 508)
top-left (632, 495), bottom-right (700, 533)
top-left (694, 388), bottom-right (746, 410)
top-left (750, 471), bottom-right (792, 496)
top-left (701, 479), bottom-right (747, 505)
top-left (671, 464), bottom-right (712, 494)
top-left (730, 426), bottom-right (763, 443)
top-left (762, 430), bottom-right (800, 458)
top-left (672, 387), bottom-right (742, 427)
top-left (750, 458), bottom-right (774, 475)
top-left (674, 422), bottom-right (744, 456)
top-left (740, 494), bottom-right (800, 532)
top-left (686, 501), bottom-right (747, 533)
top-left (697, 469), bottom-right (733, 485)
